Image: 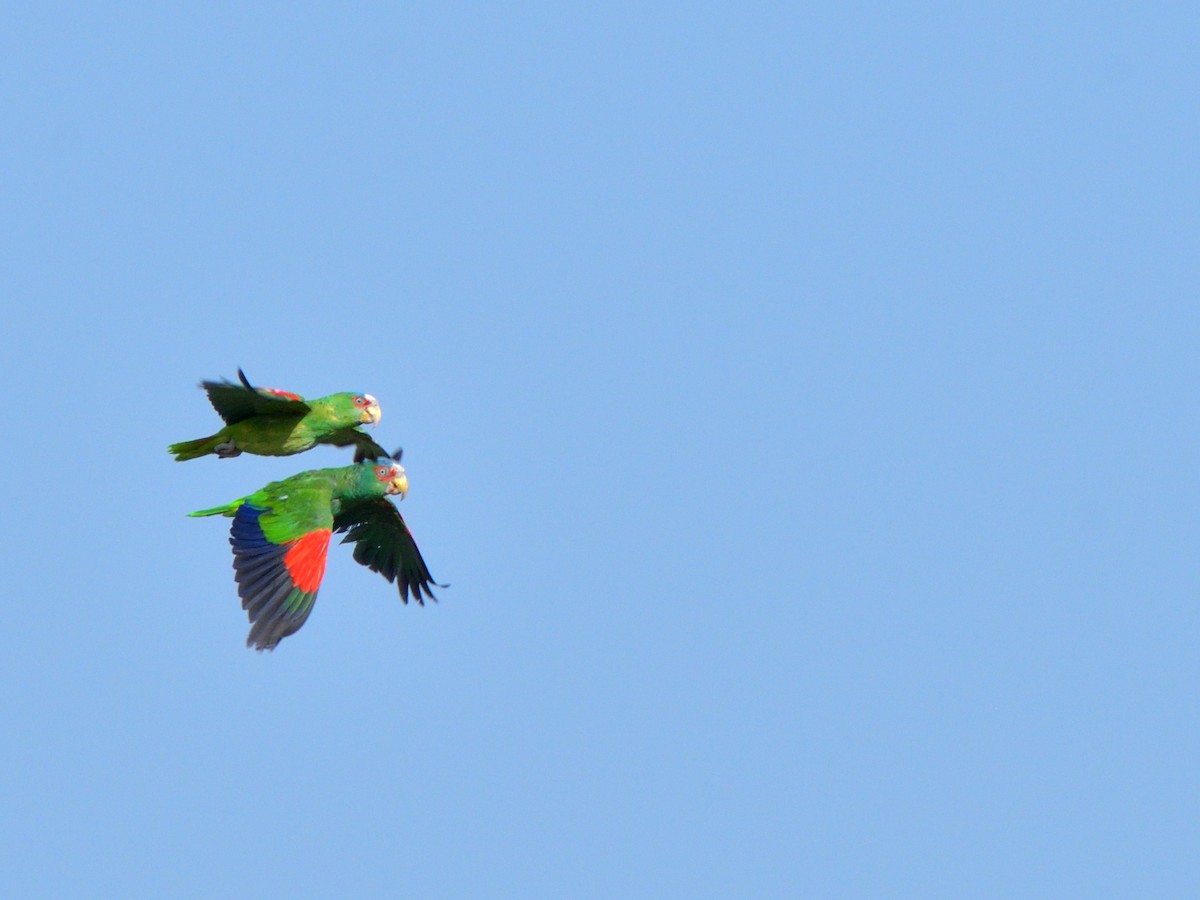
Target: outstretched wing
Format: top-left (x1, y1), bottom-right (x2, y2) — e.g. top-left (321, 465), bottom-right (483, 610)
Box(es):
top-left (229, 489), bottom-right (334, 650)
top-left (202, 368), bottom-right (311, 425)
top-left (320, 427), bottom-right (391, 462)
top-left (333, 499), bottom-right (443, 604)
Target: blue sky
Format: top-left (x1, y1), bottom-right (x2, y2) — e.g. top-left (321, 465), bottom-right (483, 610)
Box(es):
top-left (1, 3), bottom-right (1195, 897)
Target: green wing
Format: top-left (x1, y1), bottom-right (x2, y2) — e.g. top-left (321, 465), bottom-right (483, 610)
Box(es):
top-left (202, 368), bottom-right (311, 425)
top-left (254, 481), bottom-right (335, 543)
top-left (231, 482), bottom-right (336, 651)
top-left (333, 499), bottom-right (443, 604)
top-left (321, 427), bottom-right (391, 462)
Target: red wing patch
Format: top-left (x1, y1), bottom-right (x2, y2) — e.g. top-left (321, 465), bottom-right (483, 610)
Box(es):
top-left (262, 387), bottom-right (303, 401)
top-left (283, 529), bottom-right (332, 593)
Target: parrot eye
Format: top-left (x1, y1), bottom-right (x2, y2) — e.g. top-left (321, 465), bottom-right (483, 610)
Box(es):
top-left (375, 466), bottom-right (389, 480)
top-left (354, 396), bottom-right (367, 407)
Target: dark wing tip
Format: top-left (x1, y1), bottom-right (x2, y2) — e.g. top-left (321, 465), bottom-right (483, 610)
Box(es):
top-left (334, 500), bottom-right (445, 608)
top-left (401, 575), bottom-right (447, 606)
top-left (237, 367), bottom-right (254, 389)
top-left (350, 435), bottom-right (392, 463)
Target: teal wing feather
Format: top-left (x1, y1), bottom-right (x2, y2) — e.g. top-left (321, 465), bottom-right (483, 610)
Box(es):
top-left (202, 368), bottom-right (311, 425)
top-left (333, 499), bottom-right (443, 604)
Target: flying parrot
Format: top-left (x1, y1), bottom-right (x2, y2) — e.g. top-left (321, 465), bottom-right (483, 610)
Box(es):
top-left (190, 455), bottom-right (443, 650)
top-left (169, 369), bottom-right (390, 461)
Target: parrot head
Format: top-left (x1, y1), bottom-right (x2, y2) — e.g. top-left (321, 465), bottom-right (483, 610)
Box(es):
top-left (370, 460), bottom-right (409, 498)
top-left (323, 392), bottom-right (382, 426)
top-left (353, 393), bottom-right (382, 425)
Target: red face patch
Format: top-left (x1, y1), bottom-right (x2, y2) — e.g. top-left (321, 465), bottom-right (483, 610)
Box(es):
top-left (354, 396), bottom-right (368, 407)
top-left (375, 465), bottom-right (391, 481)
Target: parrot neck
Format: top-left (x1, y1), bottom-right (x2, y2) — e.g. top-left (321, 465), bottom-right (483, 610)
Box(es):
top-left (331, 465), bottom-right (387, 502)
top-left (309, 395), bottom-right (360, 429)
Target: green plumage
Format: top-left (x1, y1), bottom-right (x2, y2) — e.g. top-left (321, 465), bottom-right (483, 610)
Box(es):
top-left (169, 370), bottom-right (388, 461)
top-left (190, 464), bottom-right (391, 536)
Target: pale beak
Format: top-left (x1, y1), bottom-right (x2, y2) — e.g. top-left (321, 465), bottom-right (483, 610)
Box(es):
top-left (389, 472), bottom-right (409, 498)
top-left (362, 403), bottom-right (382, 426)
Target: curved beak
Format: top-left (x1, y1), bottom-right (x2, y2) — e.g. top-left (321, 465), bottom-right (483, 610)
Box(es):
top-left (362, 402), bottom-right (382, 426)
top-left (388, 472), bottom-right (409, 498)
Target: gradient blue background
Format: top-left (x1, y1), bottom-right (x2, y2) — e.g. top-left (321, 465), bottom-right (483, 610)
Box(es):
top-left (1, 4), bottom-right (1195, 897)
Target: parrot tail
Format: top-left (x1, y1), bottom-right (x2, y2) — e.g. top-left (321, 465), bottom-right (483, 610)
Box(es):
top-left (168, 435), bottom-right (220, 461)
top-left (188, 499), bottom-right (244, 518)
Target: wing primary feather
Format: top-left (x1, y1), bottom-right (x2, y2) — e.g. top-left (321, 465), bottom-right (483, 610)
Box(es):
top-left (242, 569), bottom-right (293, 618)
top-left (234, 555), bottom-right (281, 587)
top-left (333, 498), bottom-right (444, 606)
top-left (236, 564), bottom-right (289, 602)
top-left (233, 552), bottom-right (281, 578)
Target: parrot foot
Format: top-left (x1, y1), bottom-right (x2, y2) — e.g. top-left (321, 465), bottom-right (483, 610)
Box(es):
top-left (213, 440), bottom-right (242, 458)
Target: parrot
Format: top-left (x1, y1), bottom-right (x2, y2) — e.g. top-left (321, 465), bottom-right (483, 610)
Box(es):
top-left (190, 453), bottom-right (443, 650)
top-left (169, 369), bottom-right (389, 461)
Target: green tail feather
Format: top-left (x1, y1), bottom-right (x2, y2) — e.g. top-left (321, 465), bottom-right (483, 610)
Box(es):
top-left (169, 435), bottom-right (218, 461)
top-left (189, 500), bottom-right (243, 518)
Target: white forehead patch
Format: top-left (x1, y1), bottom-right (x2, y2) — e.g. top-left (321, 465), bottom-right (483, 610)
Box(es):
top-left (364, 393), bottom-right (377, 405)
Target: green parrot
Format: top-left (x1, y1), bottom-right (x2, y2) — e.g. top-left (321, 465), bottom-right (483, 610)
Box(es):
top-left (169, 369), bottom-right (389, 461)
top-left (191, 455), bottom-right (443, 650)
